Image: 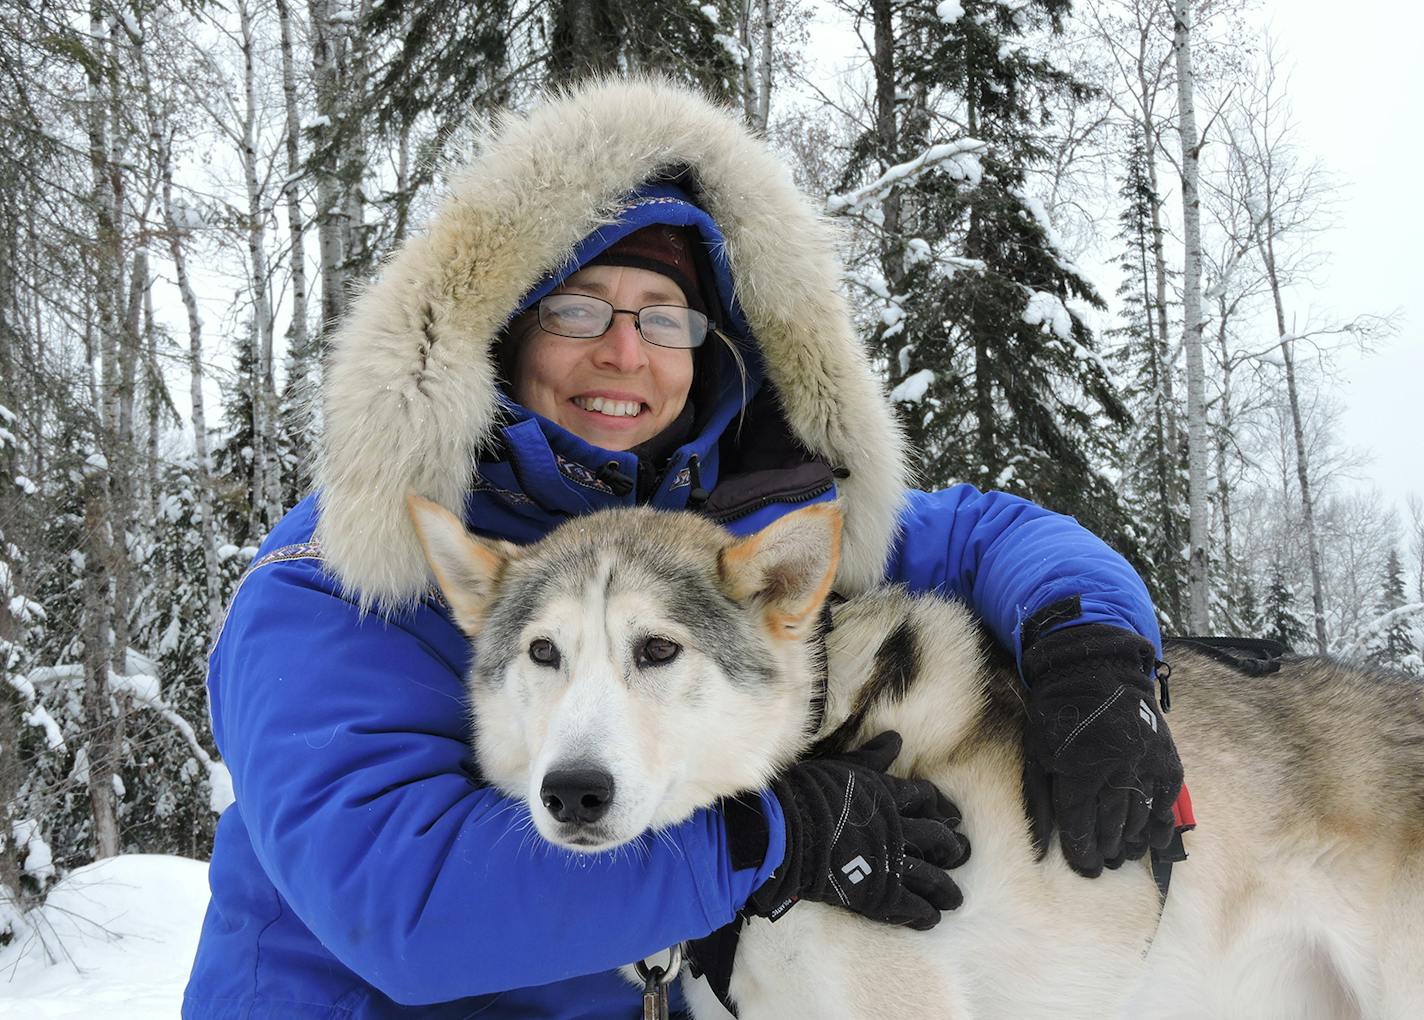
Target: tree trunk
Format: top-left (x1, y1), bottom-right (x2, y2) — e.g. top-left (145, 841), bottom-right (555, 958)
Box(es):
top-left (1173, 0), bottom-right (1210, 635)
top-left (870, 0), bottom-right (903, 293)
top-left (1214, 294), bottom-right (1236, 617)
top-left (239, 0), bottom-right (279, 534)
top-left (755, 0), bottom-right (773, 131)
top-left (85, 6), bottom-right (122, 858)
top-left (1137, 121), bottom-right (1181, 627)
top-left (165, 186), bottom-right (224, 634)
top-left (277, 0), bottom-right (311, 478)
top-left (309, 0), bottom-right (348, 331)
top-left (1261, 228), bottom-right (1328, 654)
top-left (81, 468), bottom-right (121, 860)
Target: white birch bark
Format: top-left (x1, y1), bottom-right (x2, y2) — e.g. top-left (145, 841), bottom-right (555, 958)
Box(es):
top-left (237, 0), bottom-right (279, 534)
top-left (84, 5), bottom-right (121, 860)
top-left (276, 0), bottom-right (311, 456)
top-left (756, 0), bottom-right (773, 131)
top-left (1173, 0), bottom-right (1210, 635)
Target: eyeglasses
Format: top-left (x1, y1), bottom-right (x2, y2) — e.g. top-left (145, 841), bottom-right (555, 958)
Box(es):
top-left (537, 293), bottom-right (710, 349)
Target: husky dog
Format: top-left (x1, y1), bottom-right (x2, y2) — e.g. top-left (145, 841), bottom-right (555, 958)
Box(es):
top-left (408, 496), bottom-right (1424, 1020)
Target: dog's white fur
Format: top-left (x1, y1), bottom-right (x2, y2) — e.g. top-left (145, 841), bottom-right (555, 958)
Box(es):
top-left (413, 500), bottom-right (1424, 1020)
top-left (318, 79), bottom-right (907, 612)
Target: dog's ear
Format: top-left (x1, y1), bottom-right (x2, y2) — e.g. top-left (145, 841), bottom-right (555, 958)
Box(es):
top-left (406, 493), bottom-right (516, 636)
top-left (719, 503), bottom-right (843, 641)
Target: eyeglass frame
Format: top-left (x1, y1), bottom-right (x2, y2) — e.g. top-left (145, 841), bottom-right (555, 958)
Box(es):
top-left (535, 292), bottom-right (711, 350)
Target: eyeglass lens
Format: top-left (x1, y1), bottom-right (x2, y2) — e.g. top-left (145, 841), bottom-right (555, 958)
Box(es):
top-left (539, 294), bottom-right (708, 349)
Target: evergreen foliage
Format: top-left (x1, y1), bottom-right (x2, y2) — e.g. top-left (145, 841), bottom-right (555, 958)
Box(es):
top-left (838, 0), bottom-right (1140, 565)
top-left (1365, 549), bottom-right (1416, 670)
top-left (1107, 132), bottom-right (1188, 629)
top-left (1263, 564), bottom-right (1309, 652)
top-left (545, 0), bottom-right (739, 97)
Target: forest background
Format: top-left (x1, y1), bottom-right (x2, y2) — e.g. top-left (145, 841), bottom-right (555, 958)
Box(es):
top-left (1, 0), bottom-right (1420, 941)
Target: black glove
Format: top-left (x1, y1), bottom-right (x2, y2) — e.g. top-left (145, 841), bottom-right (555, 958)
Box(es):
top-left (1022, 624), bottom-right (1183, 878)
top-left (726, 731), bottom-right (970, 931)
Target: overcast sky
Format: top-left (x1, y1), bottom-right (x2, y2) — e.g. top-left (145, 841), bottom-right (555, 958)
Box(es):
top-left (802, 0), bottom-right (1422, 522)
top-left (1268, 0), bottom-right (1423, 519)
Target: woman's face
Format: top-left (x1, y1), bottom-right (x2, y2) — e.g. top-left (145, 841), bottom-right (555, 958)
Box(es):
top-left (511, 265), bottom-right (695, 451)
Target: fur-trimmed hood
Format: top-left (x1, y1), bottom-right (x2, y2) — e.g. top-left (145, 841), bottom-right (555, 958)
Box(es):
top-left (315, 78), bottom-right (908, 609)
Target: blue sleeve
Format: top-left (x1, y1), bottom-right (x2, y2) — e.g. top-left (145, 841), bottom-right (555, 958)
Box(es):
top-left (210, 557), bottom-right (784, 1005)
top-left (883, 485), bottom-right (1161, 670)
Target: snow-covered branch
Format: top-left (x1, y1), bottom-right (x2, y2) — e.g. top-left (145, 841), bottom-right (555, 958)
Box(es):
top-left (826, 139), bottom-right (987, 217)
top-left (1333, 603), bottom-right (1424, 662)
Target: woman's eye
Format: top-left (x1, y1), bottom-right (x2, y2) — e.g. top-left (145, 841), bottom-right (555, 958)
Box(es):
top-left (529, 639), bottom-right (560, 667)
top-left (638, 637), bottom-right (681, 666)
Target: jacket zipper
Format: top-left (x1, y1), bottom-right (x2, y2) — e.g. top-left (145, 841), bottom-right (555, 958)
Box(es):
top-left (706, 480), bottom-right (835, 525)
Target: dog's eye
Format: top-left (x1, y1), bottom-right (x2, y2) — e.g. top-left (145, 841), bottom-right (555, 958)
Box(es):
top-left (638, 637), bottom-right (681, 667)
top-left (529, 638), bottom-right (560, 667)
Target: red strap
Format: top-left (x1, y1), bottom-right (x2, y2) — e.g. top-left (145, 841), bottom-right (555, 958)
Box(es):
top-left (1172, 782), bottom-right (1196, 830)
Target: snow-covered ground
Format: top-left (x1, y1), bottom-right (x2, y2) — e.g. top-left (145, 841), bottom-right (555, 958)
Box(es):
top-left (0, 854), bottom-right (209, 1018)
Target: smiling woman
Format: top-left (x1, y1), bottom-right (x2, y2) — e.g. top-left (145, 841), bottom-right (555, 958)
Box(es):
top-left (511, 262), bottom-right (696, 451)
top-left (184, 77), bottom-right (1176, 1020)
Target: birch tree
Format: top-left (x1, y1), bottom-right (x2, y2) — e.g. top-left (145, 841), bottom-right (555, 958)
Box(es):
top-left (1172, 0), bottom-right (1210, 635)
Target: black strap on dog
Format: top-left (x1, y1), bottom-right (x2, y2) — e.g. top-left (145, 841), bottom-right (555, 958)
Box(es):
top-left (1162, 635), bottom-right (1285, 676)
top-left (684, 915), bottom-right (744, 1017)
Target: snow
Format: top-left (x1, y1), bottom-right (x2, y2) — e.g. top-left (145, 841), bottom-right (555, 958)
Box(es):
top-left (216, 543), bottom-right (239, 562)
top-left (111, 671), bottom-right (162, 705)
top-left (699, 3), bottom-right (719, 24)
top-left (0, 403), bottom-right (14, 423)
top-left (209, 763), bottom-right (234, 814)
top-left (1012, 187), bottom-right (1084, 277)
top-left (9, 595), bottom-right (46, 622)
top-left (0, 855), bottom-right (210, 1018)
top-left (159, 616), bottom-right (181, 655)
top-left (302, 114), bottom-right (332, 131)
top-left (1022, 290), bottom-right (1074, 342)
top-left (826, 138), bottom-right (987, 216)
top-left (15, 474), bottom-right (37, 494)
top-left (890, 369), bottom-right (936, 403)
top-left (70, 746), bottom-right (90, 786)
top-left (83, 452), bottom-right (108, 475)
top-left (715, 32), bottom-right (744, 65)
top-left (12, 818), bottom-right (54, 883)
top-left (24, 705), bottom-right (64, 750)
top-left (937, 0), bottom-right (965, 23)
top-left (6, 671), bottom-right (36, 703)
top-left (0, 426), bottom-right (15, 448)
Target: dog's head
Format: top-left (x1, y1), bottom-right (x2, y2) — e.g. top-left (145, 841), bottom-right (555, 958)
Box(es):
top-left (408, 498), bottom-right (841, 852)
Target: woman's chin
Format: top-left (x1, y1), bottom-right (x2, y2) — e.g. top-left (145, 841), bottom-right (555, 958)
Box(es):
top-left (560, 411), bottom-right (661, 450)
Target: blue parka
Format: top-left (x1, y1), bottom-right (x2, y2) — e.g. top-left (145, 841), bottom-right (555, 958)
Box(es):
top-left (184, 80), bottom-right (1158, 1020)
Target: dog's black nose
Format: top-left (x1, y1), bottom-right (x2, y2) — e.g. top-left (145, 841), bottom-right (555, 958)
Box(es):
top-left (541, 768), bottom-right (615, 824)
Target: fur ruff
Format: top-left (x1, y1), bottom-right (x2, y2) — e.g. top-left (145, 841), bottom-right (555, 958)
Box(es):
top-left (314, 78), bottom-right (909, 610)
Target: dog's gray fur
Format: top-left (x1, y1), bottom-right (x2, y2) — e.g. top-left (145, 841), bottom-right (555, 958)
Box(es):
top-left (411, 501), bottom-right (1424, 1019)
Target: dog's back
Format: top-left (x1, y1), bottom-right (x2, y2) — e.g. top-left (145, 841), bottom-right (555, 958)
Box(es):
top-left (715, 587), bottom-right (1424, 1019)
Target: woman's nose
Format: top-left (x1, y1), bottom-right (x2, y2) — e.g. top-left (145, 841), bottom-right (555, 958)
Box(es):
top-left (592, 311), bottom-right (647, 372)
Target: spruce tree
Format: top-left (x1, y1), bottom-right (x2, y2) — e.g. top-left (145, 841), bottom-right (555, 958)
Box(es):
top-left (1108, 131), bottom-right (1188, 629)
top-left (1366, 549), bottom-right (1415, 670)
top-left (838, 0), bottom-right (1139, 558)
top-left (545, 0), bottom-right (739, 96)
top-left (1263, 564), bottom-right (1308, 652)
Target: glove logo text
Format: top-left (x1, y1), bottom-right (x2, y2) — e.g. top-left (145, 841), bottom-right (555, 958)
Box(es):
top-left (841, 855), bottom-right (872, 884)
top-left (1138, 699), bottom-right (1157, 731)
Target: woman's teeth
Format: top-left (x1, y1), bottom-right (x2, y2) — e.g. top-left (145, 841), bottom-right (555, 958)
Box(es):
top-left (573, 396), bottom-right (642, 418)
